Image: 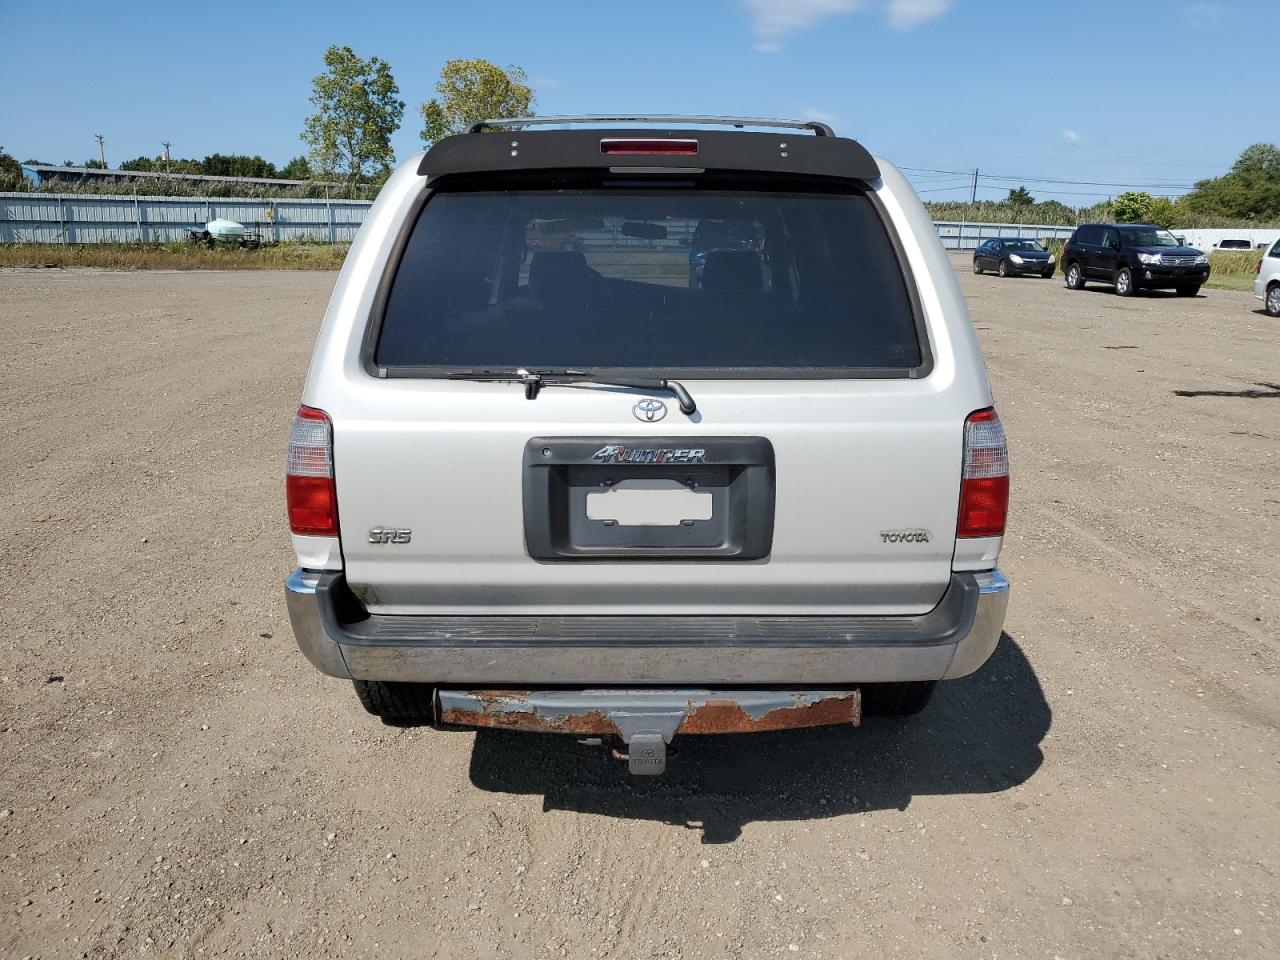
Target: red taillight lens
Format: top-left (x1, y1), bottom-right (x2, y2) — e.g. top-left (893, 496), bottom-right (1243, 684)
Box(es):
top-left (286, 405), bottom-right (338, 536)
top-left (1258, 259), bottom-right (1264, 275)
top-left (958, 407), bottom-right (1009, 538)
top-left (600, 138), bottom-right (699, 156)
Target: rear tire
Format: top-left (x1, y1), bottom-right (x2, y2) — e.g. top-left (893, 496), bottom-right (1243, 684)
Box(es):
top-left (353, 680), bottom-right (436, 724)
top-left (1175, 284), bottom-right (1200, 297)
top-left (861, 681), bottom-right (937, 717)
top-left (1065, 262), bottom-right (1085, 290)
top-left (1267, 282), bottom-right (1280, 317)
top-left (1114, 266), bottom-right (1135, 297)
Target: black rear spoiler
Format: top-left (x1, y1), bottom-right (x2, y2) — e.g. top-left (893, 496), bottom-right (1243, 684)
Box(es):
top-left (416, 121), bottom-right (880, 183)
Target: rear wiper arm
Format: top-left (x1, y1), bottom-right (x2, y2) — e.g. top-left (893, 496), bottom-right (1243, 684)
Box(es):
top-left (446, 368), bottom-right (697, 416)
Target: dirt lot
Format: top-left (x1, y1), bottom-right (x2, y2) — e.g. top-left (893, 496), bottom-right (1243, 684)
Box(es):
top-left (2, 263), bottom-right (1278, 959)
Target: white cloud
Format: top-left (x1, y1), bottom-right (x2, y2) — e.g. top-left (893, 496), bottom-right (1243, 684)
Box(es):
top-left (742, 0), bottom-right (864, 52)
top-left (1183, 4), bottom-right (1225, 29)
top-left (885, 0), bottom-right (953, 30)
top-left (742, 0), bottom-right (951, 51)
top-left (1061, 129), bottom-right (1085, 144)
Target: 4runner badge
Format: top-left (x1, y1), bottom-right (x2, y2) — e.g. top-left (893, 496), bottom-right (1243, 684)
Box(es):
top-left (592, 445), bottom-right (706, 464)
top-left (880, 529), bottom-right (931, 544)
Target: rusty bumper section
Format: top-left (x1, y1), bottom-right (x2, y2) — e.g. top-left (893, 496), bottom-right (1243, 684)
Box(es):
top-left (437, 688), bottom-right (861, 739)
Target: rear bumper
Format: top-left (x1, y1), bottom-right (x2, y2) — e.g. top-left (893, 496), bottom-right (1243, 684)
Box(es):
top-left (285, 568), bottom-right (1009, 685)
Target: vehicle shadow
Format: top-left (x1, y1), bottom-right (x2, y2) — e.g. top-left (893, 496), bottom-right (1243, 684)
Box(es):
top-left (1079, 287), bottom-right (1192, 298)
top-left (1173, 381), bottom-right (1280, 399)
top-left (466, 632), bottom-right (1050, 843)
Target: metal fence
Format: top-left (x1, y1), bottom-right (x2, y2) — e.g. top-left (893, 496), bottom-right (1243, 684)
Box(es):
top-left (1, 192), bottom-right (1081, 249)
top-left (935, 220), bottom-right (1077, 250)
top-left (0, 193), bottom-right (369, 244)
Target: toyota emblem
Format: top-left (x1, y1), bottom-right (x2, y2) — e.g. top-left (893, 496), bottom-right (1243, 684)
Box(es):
top-left (632, 398), bottom-right (668, 422)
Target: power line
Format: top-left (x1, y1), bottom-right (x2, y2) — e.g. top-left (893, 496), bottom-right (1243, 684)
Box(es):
top-left (899, 164), bottom-right (1201, 191)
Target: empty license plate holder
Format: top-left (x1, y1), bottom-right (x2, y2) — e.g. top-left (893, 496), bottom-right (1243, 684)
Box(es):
top-left (523, 436), bottom-right (775, 560)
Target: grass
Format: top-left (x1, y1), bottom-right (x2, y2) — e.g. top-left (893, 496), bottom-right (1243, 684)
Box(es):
top-left (1204, 249), bottom-right (1262, 290)
top-left (0, 241), bottom-right (350, 271)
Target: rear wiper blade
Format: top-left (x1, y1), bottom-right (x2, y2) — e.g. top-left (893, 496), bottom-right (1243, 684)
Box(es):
top-left (446, 368), bottom-right (697, 416)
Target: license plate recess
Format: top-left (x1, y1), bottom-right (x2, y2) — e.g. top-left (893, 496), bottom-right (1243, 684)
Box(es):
top-left (523, 436), bottom-right (775, 559)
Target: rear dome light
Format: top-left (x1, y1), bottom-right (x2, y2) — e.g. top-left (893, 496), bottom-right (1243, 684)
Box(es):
top-left (958, 407), bottom-right (1008, 538)
top-left (286, 405), bottom-right (339, 536)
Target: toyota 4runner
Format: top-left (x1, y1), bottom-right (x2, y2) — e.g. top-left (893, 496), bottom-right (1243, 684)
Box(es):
top-left (284, 115), bottom-right (1011, 775)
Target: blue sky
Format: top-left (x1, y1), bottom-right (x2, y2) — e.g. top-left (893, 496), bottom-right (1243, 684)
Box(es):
top-left (0, 0), bottom-right (1266, 203)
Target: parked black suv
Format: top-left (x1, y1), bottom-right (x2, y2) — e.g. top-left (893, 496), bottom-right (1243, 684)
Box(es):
top-left (1062, 223), bottom-right (1209, 297)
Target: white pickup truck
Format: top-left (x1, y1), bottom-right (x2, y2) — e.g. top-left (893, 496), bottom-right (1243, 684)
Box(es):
top-left (284, 115), bottom-right (1010, 774)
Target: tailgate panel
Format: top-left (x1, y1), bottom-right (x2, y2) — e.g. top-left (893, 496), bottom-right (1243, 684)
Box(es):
top-left (332, 386), bottom-right (964, 616)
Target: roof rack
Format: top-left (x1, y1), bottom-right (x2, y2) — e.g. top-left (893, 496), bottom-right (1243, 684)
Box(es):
top-left (466, 115), bottom-right (836, 137)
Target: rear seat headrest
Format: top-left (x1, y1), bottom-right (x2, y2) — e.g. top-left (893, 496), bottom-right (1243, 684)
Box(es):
top-left (700, 250), bottom-right (764, 294)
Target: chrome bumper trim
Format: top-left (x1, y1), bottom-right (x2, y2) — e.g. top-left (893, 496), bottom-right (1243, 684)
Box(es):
top-left (284, 569), bottom-right (1009, 685)
top-left (285, 568), bottom-right (351, 678)
top-left (943, 568), bottom-right (1010, 678)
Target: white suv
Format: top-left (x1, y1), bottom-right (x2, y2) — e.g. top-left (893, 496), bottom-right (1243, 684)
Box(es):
top-left (284, 115), bottom-right (1010, 774)
top-left (1257, 239), bottom-right (1280, 317)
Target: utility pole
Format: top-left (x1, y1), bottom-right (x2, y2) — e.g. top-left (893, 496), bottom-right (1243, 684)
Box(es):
top-left (95, 133), bottom-right (106, 169)
top-left (970, 167), bottom-right (979, 205)
top-left (161, 141), bottom-right (172, 174)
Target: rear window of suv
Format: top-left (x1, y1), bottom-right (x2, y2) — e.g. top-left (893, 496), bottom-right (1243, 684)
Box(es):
top-left (373, 177), bottom-right (924, 376)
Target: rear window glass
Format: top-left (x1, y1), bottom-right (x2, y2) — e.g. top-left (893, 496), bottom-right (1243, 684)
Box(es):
top-left (1217, 239), bottom-right (1250, 249)
top-left (374, 179), bottom-right (923, 375)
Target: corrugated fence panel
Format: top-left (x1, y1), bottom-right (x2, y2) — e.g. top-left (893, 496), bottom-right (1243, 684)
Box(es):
top-left (934, 221), bottom-right (1077, 250)
top-left (2, 194), bottom-right (1082, 250)
top-left (0, 193), bottom-right (378, 244)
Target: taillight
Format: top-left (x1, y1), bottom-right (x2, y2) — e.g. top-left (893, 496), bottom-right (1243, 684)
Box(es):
top-left (958, 407), bottom-right (1009, 538)
top-left (600, 138), bottom-right (699, 156)
top-left (1258, 259), bottom-right (1264, 275)
top-left (286, 405), bottom-right (338, 536)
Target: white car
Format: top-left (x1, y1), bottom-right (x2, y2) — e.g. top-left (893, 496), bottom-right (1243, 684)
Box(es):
top-left (1256, 239), bottom-right (1280, 317)
top-left (283, 115), bottom-right (1010, 774)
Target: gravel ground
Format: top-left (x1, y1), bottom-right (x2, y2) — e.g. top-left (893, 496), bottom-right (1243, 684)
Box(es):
top-left (2, 263), bottom-right (1277, 959)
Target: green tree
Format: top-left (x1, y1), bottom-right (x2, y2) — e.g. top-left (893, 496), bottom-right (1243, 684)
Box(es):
top-left (302, 45), bottom-right (405, 182)
top-left (0, 147), bottom-right (21, 180)
top-left (1113, 191), bottom-right (1154, 223)
top-left (201, 154), bottom-right (278, 178)
top-left (1180, 143), bottom-right (1280, 221)
top-left (1232, 143), bottom-right (1280, 177)
top-left (279, 155), bottom-right (314, 180)
top-left (1034, 199), bottom-right (1073, 223)
top-left (119, 156), bottom-right (156, 172)
top-left (1005, 186), bottom-right (1034, 205)
top-left (419, 59), bottom-right (535, 147)
top-left (1146, 196), bottom-right (1180, 229)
